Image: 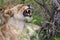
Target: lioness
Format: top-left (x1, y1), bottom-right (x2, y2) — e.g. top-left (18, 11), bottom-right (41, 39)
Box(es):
top-left (0, 4), bottom-right (40, 40)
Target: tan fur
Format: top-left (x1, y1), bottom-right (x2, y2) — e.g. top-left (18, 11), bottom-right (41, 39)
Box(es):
top-left (0, 4), bottom-right (40, 40)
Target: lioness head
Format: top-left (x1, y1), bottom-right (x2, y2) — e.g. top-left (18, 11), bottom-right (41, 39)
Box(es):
top-left (0, 4), bottom-right (33, 24)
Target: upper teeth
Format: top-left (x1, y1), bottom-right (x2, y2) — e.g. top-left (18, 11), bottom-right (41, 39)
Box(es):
top-left (27, 10), bottom-right (28, 12)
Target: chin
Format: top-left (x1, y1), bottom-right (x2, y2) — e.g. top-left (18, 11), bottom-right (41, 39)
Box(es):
top-left (25, 17), bottom-right (33, 22)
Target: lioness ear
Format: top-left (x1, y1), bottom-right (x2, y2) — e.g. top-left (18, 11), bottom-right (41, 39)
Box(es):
top-left (3, 10), bottom-right (14, 18)
top-left (6, 10), bottom-right (14, 17)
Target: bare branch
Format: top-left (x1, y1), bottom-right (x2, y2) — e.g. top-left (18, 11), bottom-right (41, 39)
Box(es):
top-left (34, 0), bottom-right (51, 17)
top-left (34, 0), bottom-right (43, 6)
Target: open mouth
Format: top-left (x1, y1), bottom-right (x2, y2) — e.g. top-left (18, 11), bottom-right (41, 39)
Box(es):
top-left (23, 9), bottom-right (32, 17)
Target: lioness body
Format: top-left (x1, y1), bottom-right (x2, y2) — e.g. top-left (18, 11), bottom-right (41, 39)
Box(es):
top-left (0, 4), bottom-right (40, 40)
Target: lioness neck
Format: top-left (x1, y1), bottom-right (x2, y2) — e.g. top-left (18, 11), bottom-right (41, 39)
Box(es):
top-left (7, 17), bottom-right (26, 32)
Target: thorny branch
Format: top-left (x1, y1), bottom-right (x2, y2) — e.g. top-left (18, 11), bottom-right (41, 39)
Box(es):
top-left (34, 0), bottom-right (60, 40)
top-left (34, 0), bottom-right (51, 17)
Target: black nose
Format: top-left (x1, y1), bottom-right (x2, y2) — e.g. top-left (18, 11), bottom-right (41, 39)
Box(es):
top-left (27, 5), bottom-right (31, 9)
